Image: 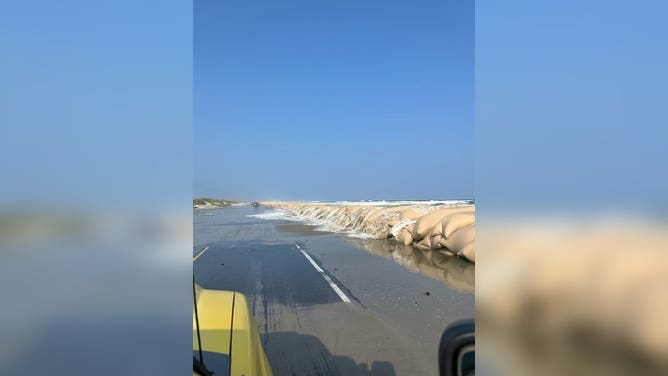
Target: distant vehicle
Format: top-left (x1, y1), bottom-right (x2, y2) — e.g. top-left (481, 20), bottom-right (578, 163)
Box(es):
top-left (193, 284), bottom-right (272, 376)
top-left (250, 201), bottom-right (260, 207)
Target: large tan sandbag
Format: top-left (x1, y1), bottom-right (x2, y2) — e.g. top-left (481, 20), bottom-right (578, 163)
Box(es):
top-left (387, 217), bottom-right (401, 227)
top-left (367, 205), bottom-right (409, 223)
top-left (439, 246), bottom-right (456, 256)
top-left (428, 231), bottom-right (445, 250)
top-left (437, 211), bottom-right (475, 238)
top-left (396, 227), bottom-right (413, 245)
top-left (441, 224), bottom-right (475, 253)
top-left (430, 237), bottom-right (444, 250)
top-left (360, 207), bottom-right (399, 235)
top-left (459, 241), bottom-right (475, 263)
top-left (429, 212), bottom-right (472, 249)
top-left (387, 206), bottom-right (427, 226)
top-left (415, 242), bottom-right (431, 250)
top-left (411, 208), bottom-right (452, 241)
top-left (362, 207), bottom-right (386, 223)
top-left (399, 208), bottom-right (428, 222)
top-left (417, 235), bottom-right (433, 250)
top-left (413, 207), bottom-right (474, 241)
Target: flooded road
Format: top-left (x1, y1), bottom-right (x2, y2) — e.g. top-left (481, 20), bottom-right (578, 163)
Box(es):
top-left (194, 205), bottom-right (474, 376)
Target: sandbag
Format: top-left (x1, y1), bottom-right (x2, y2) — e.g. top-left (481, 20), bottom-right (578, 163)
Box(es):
top-left (417, 235), bottom-right (433, 250)
top-left (413, 207), bottom-right (474, 241)
top-left (441, 224), bottom-right (475, 253)
top-left (399, 208), bottom-right (428, 222)
top-left (439, 211), bottom-right (475, 238)
top-left (430, 237), bottom-right (444, 250)
top-left (367, 205), bottom-right (410, 223)
top-left (459, 241), bottom-right (475, 263)
top-left (396, 227), bottom-right (414, 245)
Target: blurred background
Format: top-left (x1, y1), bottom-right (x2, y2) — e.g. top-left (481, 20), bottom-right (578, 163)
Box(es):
top-left (1, 1), bottom-right (192, 374)
top-left (476, 0), bottom-right (668, 375)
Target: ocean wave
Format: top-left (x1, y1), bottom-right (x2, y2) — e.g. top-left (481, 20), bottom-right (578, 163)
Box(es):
top-left (246, 209), bottom-right (297, 221)
top-left (304, 200), bottom-right (471, 207)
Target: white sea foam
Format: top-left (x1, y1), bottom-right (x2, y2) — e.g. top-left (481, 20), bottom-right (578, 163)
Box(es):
top-left (345, 232), bottom-right (379, 239)
top-left (247, 209), bottom-right (297, 221)
top-left (317, 200), bottom-right (471, 207)
top-left (249, 207), bottom-right (385, 239)
top-left (391, 219), bottom-right (418, 238)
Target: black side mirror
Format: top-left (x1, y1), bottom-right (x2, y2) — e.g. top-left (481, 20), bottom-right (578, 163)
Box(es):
top-left (439, 319), bottom-right (475, 376)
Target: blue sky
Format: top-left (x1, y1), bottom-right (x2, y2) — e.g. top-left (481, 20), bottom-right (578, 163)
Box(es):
top-left (194, 0), bottom-right (474, 201)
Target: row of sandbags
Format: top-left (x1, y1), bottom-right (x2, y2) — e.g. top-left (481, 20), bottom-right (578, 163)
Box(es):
top-left (397, 207), bottom-right (475, 262)
top-left (263, 202), bottom-right (476, 263)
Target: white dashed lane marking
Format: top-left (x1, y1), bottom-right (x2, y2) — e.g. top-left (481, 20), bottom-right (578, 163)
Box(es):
top-left (193, 246), bottom-right (209, 261)
top-left (295, 244), bottom-right (351, 303)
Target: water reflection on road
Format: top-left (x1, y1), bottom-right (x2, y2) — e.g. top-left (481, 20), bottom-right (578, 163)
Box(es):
top-left (346, 238), bottom-right (475, 292)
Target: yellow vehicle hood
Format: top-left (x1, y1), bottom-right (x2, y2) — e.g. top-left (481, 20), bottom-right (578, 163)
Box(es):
top-left (193, 284), bottom-right (272, 376)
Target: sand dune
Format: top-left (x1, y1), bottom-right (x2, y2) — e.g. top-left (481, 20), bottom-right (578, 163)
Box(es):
top-left (262, 201), bottom-right (476, 263)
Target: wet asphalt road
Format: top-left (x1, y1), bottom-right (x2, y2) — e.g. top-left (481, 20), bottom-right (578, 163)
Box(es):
top-left (194, 205), bottom-right (474, 376)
